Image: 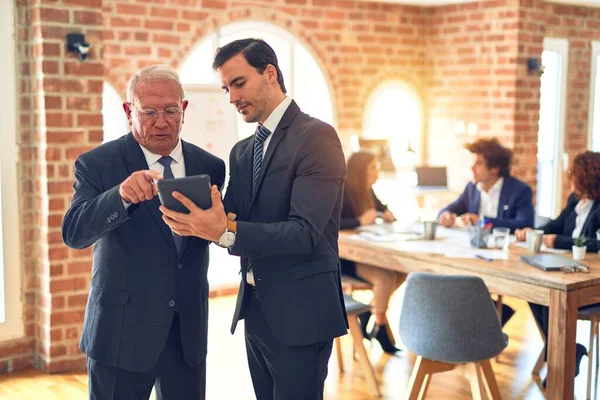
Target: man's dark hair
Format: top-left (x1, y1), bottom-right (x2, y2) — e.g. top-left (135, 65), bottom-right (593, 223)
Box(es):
top-left (465, 137), bottom-right (512, 177)
top-left (212, 38), bottom-right (287, 94)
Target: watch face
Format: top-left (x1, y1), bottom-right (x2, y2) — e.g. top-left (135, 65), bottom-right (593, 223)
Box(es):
top-left (220, 231), bottom-right (235, 247)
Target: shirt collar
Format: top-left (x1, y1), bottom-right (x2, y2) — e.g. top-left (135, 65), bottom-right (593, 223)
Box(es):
top-left (575, 198), bottom-right (594, 215)
top-left (139, 138), bottom-right (183, 167)
top-left (259, 96), bottom-right (292, 134)
top-left (476, 177), bottom-right (504, 195)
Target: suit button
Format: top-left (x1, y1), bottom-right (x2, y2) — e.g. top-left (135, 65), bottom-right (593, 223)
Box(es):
top-left (168, 300), bottom-right (175, 307)
top-left (177, 263), bottom-right (182, 269)
top-left (106, 217), bottom-right (111, 223)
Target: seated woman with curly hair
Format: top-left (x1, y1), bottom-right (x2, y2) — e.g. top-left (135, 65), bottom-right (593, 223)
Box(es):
top-left (515, 150), bottom-right (600, 386)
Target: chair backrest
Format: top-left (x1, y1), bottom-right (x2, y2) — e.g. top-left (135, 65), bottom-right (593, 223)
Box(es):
top-left (399, 272), bottom-right (507, 363)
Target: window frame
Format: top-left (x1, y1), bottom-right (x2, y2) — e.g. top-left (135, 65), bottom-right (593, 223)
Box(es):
top-left (0, 0), bottom-right (24, 341)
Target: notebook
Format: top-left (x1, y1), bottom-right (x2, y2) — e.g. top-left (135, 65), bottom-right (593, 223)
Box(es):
top-left (520, 254), bottom-right (582, 271)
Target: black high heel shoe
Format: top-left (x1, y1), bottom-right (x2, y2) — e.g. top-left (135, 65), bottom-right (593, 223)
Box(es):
top-left (372, 323), bottom-right (402, 354)
top-left (357, 310), bottom-right (372, 339)
top-left (542, 343), bottom-right (588, 389)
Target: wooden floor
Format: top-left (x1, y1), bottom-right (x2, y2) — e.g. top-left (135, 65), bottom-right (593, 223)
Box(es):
top-left (1, 289), bottom-right (599, 399)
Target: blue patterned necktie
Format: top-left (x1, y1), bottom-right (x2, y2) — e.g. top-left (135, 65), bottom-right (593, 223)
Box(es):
top-left (247, 125), bottom-right (272, 284)
top-left (158, 156), bottom-right (183, 254)
top-left (253, 125), bottom-right (271, 196)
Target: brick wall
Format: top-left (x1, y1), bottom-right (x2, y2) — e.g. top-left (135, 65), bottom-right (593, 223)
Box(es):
top-left (0, 0), bottom-right (103, 373)
top-left (102, 0), bottom-right (429, 137)
top-left (426, 0), bottom-right (533, 190)
top-left (2, 0), bottom-right (600, 374)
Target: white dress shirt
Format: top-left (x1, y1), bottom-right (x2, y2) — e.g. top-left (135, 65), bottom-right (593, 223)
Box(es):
top-left (259, 96), bottom-right (292, 157)
top-left (477, 177), bottom-right (504, 218)
top-left (572, 198), bottom-right (594, 239)
top-left (247, 96), bottom-right (292, 286)
top-left (139, 139), bottom-right (186, 179)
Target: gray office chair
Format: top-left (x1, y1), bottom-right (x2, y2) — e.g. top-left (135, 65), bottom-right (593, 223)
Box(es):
top-left (399, 272), bottom-right (508, 399)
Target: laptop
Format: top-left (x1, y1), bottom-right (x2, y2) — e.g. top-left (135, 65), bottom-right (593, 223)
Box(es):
top-left (415, 166), bottom-right (448, 189)
top-left (520, 254), bottom-right (582, 271)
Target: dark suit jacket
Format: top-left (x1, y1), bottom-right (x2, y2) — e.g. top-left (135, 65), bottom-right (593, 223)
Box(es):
top-left (439, 176), bottom-right (534, 232)
top-left (540, 193), bottom-right (600, 252)
top-left (62, 133), bottom-right (225, 373)
top-left (223, 100), bottom-right (348, 347)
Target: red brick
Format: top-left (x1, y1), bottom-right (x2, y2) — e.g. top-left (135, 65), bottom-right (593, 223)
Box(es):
top-left (68, 294), bottom-right (89, 308)
top-left (0, 342), bottom-right (32, 359)
top-left (67, 262), bottom-right (91, 276)
top-left (76, 115), bottom-right (102, 128)
top-left (145, 19), bottom-right (174, 31)
top-left (64, 62), bottom-right (103, 77)
top-left (74, 11), bottom-right (102, 25)
top-left (50, 310), bottom-right (85, 325)
top-left (39, 7), bottom-right (69, 23)
top-left (116, 4), bottom-right (147, 15)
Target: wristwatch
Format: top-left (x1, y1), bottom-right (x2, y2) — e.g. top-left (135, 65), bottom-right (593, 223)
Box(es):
top-left (218, 220), bottom-right (237, 248)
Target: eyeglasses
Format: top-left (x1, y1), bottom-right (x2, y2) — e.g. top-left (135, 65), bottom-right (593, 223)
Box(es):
top-left (130, 105), bottom-right (183, 123)
top-left (562, 264), bottom-right (589, 274)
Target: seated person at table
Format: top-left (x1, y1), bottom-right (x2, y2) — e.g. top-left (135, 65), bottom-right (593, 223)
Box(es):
top-left (340, 151), bottom-right (404, 354)
top-left (438, 137), bottom-right (534, 232)
top-left (515, 151), bottom-right (600, 386)
top-left (438, 137), bottom-right (535, 327)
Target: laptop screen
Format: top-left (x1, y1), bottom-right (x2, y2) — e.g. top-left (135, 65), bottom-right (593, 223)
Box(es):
top-left (415, 166), bottom-right (447, 187)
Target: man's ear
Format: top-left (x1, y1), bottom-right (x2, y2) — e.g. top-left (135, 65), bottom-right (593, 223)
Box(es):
top-left (123, 102), bottom-right (133, 126)
top-left (265, 64), bottom-right (278, 83)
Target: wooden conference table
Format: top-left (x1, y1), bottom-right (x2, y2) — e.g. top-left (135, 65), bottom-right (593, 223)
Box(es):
top-left (338, 224), bottom-right (600, 400)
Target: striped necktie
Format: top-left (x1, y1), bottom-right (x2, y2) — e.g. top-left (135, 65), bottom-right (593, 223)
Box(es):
top-left (247, 125), bottom-right (272, 285)
top-left (252, 125), bottom-right (271, 196)
top-left (158, 156), bottom-right (183, 254)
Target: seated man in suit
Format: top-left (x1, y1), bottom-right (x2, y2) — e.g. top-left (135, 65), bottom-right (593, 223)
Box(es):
top-left (438, 137), bottom-right (535, 327)
top-left (438, 137), bottom-right (534, 232)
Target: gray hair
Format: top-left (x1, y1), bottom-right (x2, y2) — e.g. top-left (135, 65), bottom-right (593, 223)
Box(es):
top-left (126, 64), bottom-right (185, 104)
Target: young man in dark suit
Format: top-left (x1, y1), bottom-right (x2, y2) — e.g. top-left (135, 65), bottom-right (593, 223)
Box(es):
top-left (437, 137), bottom-right (534, 328)
top-left (62, 65), bottom-right (225, 400)
top-left (160, 39), bottom-right (348, 399)
top-left (438, 137), bottom-right (535, 232)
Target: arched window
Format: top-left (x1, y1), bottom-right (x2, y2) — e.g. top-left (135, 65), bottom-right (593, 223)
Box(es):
top-left (102, 82), bottom-right (129, 143)
top-left (179, 21), bottom-right (334, 140)
top-left (363, 81), bottom-right (423, 170)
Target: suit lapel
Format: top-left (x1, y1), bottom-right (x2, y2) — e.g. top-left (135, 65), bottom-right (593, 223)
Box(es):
top-left (471, 188), bottom-right (481, 215)
top-left (239, 139), bottom-right (254, 214)
top-left (249, 101), bottom-right (299, 209)
top-left (123, 133), bottom-right (177, 254)
top-left (497, 178), bottom-right (510, 218)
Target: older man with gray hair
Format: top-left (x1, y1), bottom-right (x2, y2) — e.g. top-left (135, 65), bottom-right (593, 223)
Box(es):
top-left (62, 64), bottom-right (225, 399)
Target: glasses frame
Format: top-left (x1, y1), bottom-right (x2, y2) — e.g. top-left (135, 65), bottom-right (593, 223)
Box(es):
top-left (127, 103), bottom-right (183, 123)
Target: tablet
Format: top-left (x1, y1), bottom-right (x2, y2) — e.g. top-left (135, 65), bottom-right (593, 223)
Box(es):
top-left (157, 175), bottom-right (212, 214)
top-left (520, 254), bottom-right (581, 271)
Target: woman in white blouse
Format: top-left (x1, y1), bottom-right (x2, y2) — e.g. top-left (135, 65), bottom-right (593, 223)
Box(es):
top-left (515, 151), bottom-right (600, 386)
top-left (515, 151), bottom-right (600, 250)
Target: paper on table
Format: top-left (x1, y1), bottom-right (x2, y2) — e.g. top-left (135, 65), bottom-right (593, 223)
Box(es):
top-left (356, 231), bottom-right (423, 242)
top-left (444, 249), bottom-right (509, 260)
top-left (512, 242), bottom-right (568, 254)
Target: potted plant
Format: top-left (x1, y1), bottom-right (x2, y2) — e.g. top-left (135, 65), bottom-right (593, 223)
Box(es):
top-left (572, 235), bottom-right (588, 260)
